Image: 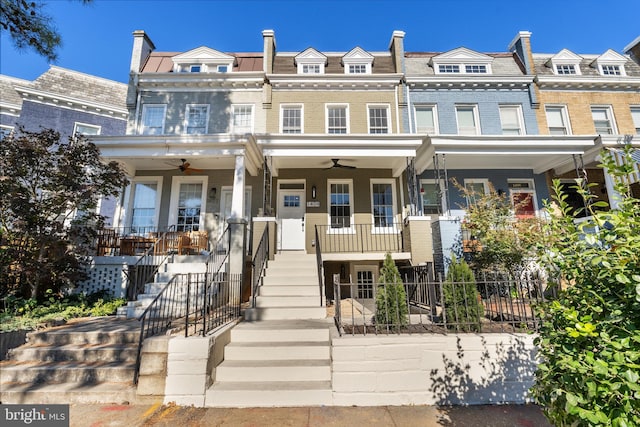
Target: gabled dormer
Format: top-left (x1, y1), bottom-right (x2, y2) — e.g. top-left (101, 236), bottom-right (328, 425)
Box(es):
top-left (430, 47), bottom-right (494, 74)
top-left (294, 48), bottom-right (327, 74)
top-left (592, 49), bottom-right (628, 76)
top-left (342, 47), bottom-right (374, 74)
top-left (547, 49), bottom-right (582, 75)
top-left (171, 46), bottom-right (235, 73)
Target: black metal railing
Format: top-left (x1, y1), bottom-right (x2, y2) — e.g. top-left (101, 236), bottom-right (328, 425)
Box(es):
top-left (332, 270), bottom-right (556, 336)
top-left (123, 226), bottom-right (176, 301)
top-left (250, 226), bottom-right (269, 308)
top-left (133, 271), bottom-right (242, 383)
top-left (205, 226), bottom-right (230, 280)
top-left (315, 223), bottom-right (404, 254)
top-left (315, 226), bottom-right (325, 306)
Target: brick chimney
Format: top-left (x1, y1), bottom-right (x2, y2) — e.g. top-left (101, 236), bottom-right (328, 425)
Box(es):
top-left (508, 31), bottom-right (535, 74)
top-left (624, 36), bottom-right (640, 65)
top-left (262, 29), bottom-right (276, 74)
top-left (389, 30), bottom-right (406, 74)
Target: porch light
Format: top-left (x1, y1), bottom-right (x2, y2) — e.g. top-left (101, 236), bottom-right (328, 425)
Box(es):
top-left (209, 187), bottom-right (217, 200)
top-left (311, 185), bottom-right (317, 199)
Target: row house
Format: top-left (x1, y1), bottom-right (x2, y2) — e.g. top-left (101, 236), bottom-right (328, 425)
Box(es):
top-left (0, 66), bottom-right (128, 224)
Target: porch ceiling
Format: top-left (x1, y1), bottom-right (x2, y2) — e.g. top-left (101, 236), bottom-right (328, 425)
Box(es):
top-left (415, 134), bottom-right (598, 174)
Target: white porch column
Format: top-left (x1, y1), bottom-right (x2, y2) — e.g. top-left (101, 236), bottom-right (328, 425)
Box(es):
top-left (228, 155), bottom-right (248, 304)
top-left (603, 168), bottom-right (622, 210)
top-left (230, 155), bottom-right (246, 220)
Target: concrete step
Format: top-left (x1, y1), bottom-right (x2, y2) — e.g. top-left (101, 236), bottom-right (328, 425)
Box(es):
top-left (165, 262), bottom-right (208, 274)
top-left (262, 275), bottom-right (318, 287)
top-left (255, 296), bottom-right (319, 307)
top-left (265, 265), bottom-right (317, 275)
top-left (224, 341), bottom-right (330, 360)
top-left (258, 285), bottom-right (320, 296)
top-left (7, 344), bottom-right (137, 363)
top-left (215, 359), bottom-right (330, 382)
top-left (145, 281), bottom-right (170, 294)
top-left (0, 382), bottom-right (138, 404)
top-left (243, 306), bottom-right (326, 321)
top-left (230, 321), bottom-right (330, 343)
top-left (0, 360), bottom-right (136, 384)
top-left (206, 381), bottom-right (332, 407)
top-left (27, 329), bottom-right (139, 346)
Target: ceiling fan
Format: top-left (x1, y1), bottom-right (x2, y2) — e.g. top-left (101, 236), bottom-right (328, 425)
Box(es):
top-left (166, 159), bottom-right (204, 175)
top-left (323, 158), bottom-right (356, 170)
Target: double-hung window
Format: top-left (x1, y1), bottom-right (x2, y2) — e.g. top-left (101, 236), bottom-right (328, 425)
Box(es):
top-left (499, 105), bottom-right (524, 135)
top-left (414, 105), bottom-right (437, 134)
top-left (631, 107), bottom-right (640, 135)
top-left (128, 178), bottom-right (162, 233)
top-left (464, 179), bottom-right (490, 206)
top-left (302, 64), bottom-right (320, 74)
top-left (371, 180), bottom-right (395, 228)
top-left (456, 105), bottom-right (479, 135)
top-left (185, 105), bottom-right (209, 134)
top-left (141, 105), bottom-right (166, 135)
top-left (232, 105), bottom-right (253, 134)
top-left (74, 122), bottom-right (101, 136)
top-left (545, 106), bottom-right (571, 135)
top-left (591, 106), bottom-right (616, 135)
top-left (368, 105), bottom-right (389, 134)
top-left (281, 106), bottom-right (302, 134)
top-left (329, 180), bottom-right (352, 229)
top-left (421, 179), bottom-right (446, 215)
top-left (326, 105), bottom-right (348, 134)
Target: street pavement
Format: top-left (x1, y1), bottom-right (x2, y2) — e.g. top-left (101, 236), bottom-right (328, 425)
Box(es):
top-left (69, 403), bottom-right (552, 427)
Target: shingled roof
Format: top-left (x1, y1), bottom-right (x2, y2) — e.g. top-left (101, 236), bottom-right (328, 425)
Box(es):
top-left (404, 52), bottom-right (525, 76)
top-left (532, 52), bottom-right (640, 77)
top-left (0, 74), bottom-right (31, 109)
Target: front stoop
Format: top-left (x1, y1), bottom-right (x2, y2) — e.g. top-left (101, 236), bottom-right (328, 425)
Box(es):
top-left (0, 317), bottom-right (140, 404)
top-left (206, 320), bottom-right (333, 407)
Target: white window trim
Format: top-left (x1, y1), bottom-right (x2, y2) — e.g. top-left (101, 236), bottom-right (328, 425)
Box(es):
top-left (280, 104), bottom-right (304, 134)
top-left (413, 104), bottom-right (439, 134)
top-left (554, 64), bottom-right (581, 75)
top-left (545, 105), bottom-right (572, 135)
top-left (434, 63), bottom-right (492, 74)
top-left (455, 104), bottom-right (480, 136)
top-left (508, 179), bottom-right (538, 216)
top-left (498, 105), bottom-right (525, 135)
top-left (168, 175), bottom-right (209, 231)
top-left (464, 178), bottom-right (490, 206)
top-left (599, 64), bottom-right (626, 76)
top-left (591, 105), bottom-right (618, 135)
top-left (184, 104), bottom-right (210, 134)
top-left (355, 265), bottom-right (378, 299)
top-left (231, 104), bottom-right (255, 134)
top-left (124, 176), bottom-right (163, 231)
top-left (220, 186), bottom-right (252, 221)
top-left (366, 104), bottom-right (391, 134)
top-left (631, 106), bottom-right (640, 135)
top-left (73, 122), bottom-right (101, 136)
top-left (325, 103), bottom-right (350, 134)
top-left (140, 104), bottom-right (167, 135)
top-left (327, 179), bottom-right (355, 234)
top-left (420, 178), bottom-right (447, 215)
top-left (370, 179), bottom-right (398, 233)
top-left (296, 60), bottom-right (326, 75)
top-left (345, 63), bottom-right (372, 74)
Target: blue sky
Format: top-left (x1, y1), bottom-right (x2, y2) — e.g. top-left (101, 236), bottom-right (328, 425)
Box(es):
top-left (1, 0), bottom-right (639, 84)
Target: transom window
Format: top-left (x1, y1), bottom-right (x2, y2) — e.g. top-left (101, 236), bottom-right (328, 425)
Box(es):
top-left (185, 105), bottom-right (209, 134)
top-left (499, 105), bottom-right (523, 135)
top-left (591, 106), bottom-right (616, 135)
top-left (329, 181), bottom-right (352, 229)
top-left (631, 107), bottom-right (640, 135)
top-left (368, 106), bottom-right (389, 134)
top-left (545, 106), bottom-right (571, 135)
top-left (438, 64), bottom-right (460, 73)
top-left (371, 181), bottom-right (394, 228)
top-left (601, 65), bottom-right (621, 76)
top-left (456, 105), bottom-right (479, 135)
top-left (281, 106), bottom-right (302, 134)
top-left (465, 65), bottom-right (487, 73)
top-left (232, 105), bottom-right (253, 134)
top-left (141, 105), bottom-right (166, 135)
top-left (327, 105), bottom-right (348, 134)
top-left (414, 105), bottom-right (437, 134)
top-left (348, 64), bottom-right (367, 74)
top-left (74, 122), bottom-right (100, 136)
top-left (302, 64), bottom-right (321, 74)
top-left (556, 64), bottom-right (577, 75)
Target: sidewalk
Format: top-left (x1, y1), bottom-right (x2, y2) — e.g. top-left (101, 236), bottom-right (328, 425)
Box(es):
top-left (70, 403), bottom-right (551, 427)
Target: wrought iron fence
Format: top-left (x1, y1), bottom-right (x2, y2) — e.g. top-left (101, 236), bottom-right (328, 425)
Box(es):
top-left (332, 270), bottom-right (556, 336)
top-left (315, 223), bottom-right (404, 254)
top-left (315, 226), bottom-right (325, 306)
top-left (250, 226), bottom-right (269, 307)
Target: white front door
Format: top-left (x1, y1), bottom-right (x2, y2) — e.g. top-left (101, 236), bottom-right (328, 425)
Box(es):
top-left (278, 189), bottom-right (306, 250)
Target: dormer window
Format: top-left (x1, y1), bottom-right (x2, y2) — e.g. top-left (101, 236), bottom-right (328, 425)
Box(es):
top-left (295, 48), bottom-right (327, 75)
top-left (343, 47), bottom-right (373, 75)
top-left (431, 47), bottom-right (494, 75)
top-left (217, 65), bottom-right (228, 73)
top-left (548, 49), bottom-right (582, 76)
top-left (172, 46), bottom-right (235, 74)
top-left (593, 49), bottom-right (627, 77)
top-left (189, 65), bottom-right (201, 72)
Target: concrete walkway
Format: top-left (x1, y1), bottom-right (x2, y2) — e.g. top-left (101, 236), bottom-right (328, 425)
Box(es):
top-left (69, 402), bottom-right (551, 426)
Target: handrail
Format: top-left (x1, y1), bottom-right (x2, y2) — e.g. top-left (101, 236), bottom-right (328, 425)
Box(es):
top-left (315, 223), bottom-right (404, 254)
top-left (250, 226), bottom-right (269, 308)
top-left (205, 226), bottom-right (230, 280)
top-left (315, 225), bottom-right (325, 307)
top-left (123, 225), bottom-right (176, 301)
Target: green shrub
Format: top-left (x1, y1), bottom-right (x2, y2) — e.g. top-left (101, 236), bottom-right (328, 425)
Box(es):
top-left (443, 254), bottom-right (483, 332)
top-left (531, 145), bottom-right (640, 427)
top-left (375, 253), bottom-right (409, 331)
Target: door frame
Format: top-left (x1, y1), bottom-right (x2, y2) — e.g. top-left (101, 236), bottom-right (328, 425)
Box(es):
top-left (168, 175), bottom-right (208, 230)
top-left (276, 179), bottom-right (306, 250)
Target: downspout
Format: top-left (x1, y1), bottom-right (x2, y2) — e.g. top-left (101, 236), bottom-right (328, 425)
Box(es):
top-left (394, 85), bottom-right (400, 134)
top-left (405, 81), bottom-right (414, 133)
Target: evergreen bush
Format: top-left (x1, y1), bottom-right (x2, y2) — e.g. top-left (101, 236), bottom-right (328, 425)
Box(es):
top-left (374, 253), bottom-right (409, 331)
top-left (443, 254), bottom-right (483, 332)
